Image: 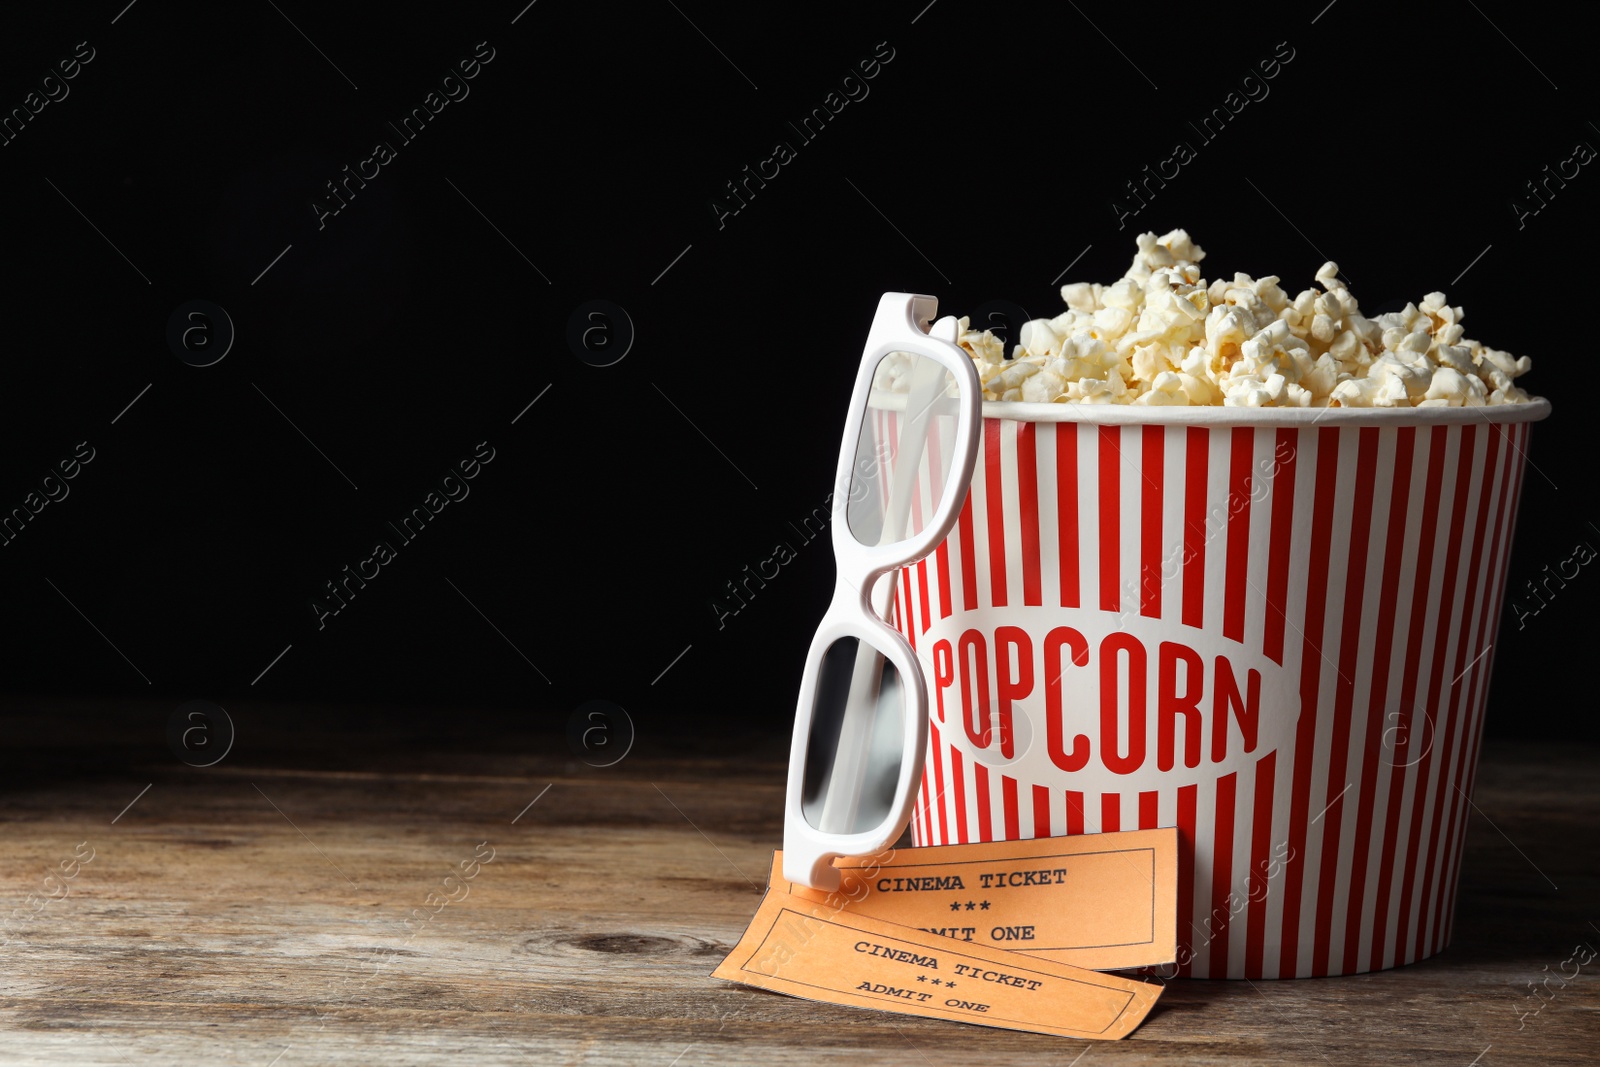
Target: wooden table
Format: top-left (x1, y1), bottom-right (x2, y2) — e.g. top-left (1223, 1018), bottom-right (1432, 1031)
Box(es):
top-left (1, 704), bottom-right (1594, 1065)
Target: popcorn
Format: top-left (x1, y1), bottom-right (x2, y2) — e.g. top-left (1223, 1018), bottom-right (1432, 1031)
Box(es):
top-left (1019, 319), bottom-right (1061, 358)
top-left (929, 230), bottom-right (1537, 407)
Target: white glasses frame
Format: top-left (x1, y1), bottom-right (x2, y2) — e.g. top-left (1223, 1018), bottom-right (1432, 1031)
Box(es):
top-left (781, 293), bottom-right (984, 891)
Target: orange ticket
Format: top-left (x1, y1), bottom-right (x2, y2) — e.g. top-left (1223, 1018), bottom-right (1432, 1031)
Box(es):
top-left (769, 828), bottom-right (1177, 971)
top-left (712, 887), bottom-right (1161, 1041)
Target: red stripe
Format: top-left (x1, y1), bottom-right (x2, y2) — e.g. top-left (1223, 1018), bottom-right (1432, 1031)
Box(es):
top-left (1433, 425), bottom-right (1516, 951)
top-left (916, 559), bottom-right (932, 635)
top-left (1341, 426), bottom-right (1415, 974)
top-left (1418, 423), bottom-right (1502, 958)
top-left (921, 697), bottom-right (934, 844)
top-left (1450, 424), bottom-right (1518, 905)
top-left (1312, 427), bottom-right (1380, 976)
top-left (915, 610), bottom-right (933, 849)
top-left (1177, 783), bottom-right (1198, 976)
top-left (1370, 425), bottom-right (1450, 972)
top-left (900, 570), bottom-right (916, 652)
top-left (984, 420), bottom-right (1009, 608)
top-left (974, 762), bottom-right (992, 843)
top-left (1397, 424), bottom-right (1478, 963)
top-left (1101, 793), bottom-right (1120, 833)
top-left (1263, 428), bottom-right (1299, 665)
top-left (918, 689), bottom-right (934, 846)
top-left (1279, 426), bottom-right (1341, 978)
top-left (894, 565), bottom-right (906, 632)
top-left (916, 763), bottom-right (932, 845)
top-left (950, 745), bottom-right (970, 846)
top-left (1018, 423), bottom-right (1042, 606)
top-left (1139, 791), bottom-right (1159, 830)
top-left (1099, 425), bottom-right (1121, 613)
top-left (1211, 771), bottom-right (1239, 977)
top-left (1065, 790), bottom-right (1084, 835)
top-left (930, 720), bottom-right (949, 846)
top-left (1245, 751), bottom-right (1277, 977)
top-left (1223, 427), bottom-right (1255, 642)
top-left (1002, 774), bottom-right (1020, 841)
top-left (1183, 428), bottom-right (1209, 629)
top-left (1444, 423), bottom-right (1529, 946)
top-left (1141, 426), bottom-right (1164, 619)
top-left (935, 540), bottom-right (953, 620)
top-left (1032, 784), bottom-right (1052, 838)
top-left (958, 492), bottom-right (978, 612)
top-left (1057, 424), bottom-right (1080, 608)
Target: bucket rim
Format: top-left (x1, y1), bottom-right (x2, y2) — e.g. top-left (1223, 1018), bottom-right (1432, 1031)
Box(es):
top-left (980, 394), bottom-right (1550, 426)
top-left (870, 394), bottom-right (1552, 427)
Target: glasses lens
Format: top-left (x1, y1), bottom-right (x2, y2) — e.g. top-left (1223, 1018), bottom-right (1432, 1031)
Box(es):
top-left (846, 351), bottom-right (964, 548)
top-left (800, 636), bottom-right (906, 835)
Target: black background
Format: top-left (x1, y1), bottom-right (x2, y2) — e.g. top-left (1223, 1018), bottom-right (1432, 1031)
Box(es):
top-left (0, 0), bottom-right (1592, 753)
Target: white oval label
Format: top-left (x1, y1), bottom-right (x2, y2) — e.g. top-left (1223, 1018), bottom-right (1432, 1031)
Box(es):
top-left (920, 606), bottom-right (1300, 792)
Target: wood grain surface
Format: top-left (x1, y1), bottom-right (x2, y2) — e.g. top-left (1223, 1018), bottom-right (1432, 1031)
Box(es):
top-left (0, 704), bottom-right (1594, 1066)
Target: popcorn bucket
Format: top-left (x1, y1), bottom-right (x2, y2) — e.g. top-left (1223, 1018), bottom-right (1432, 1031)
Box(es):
top-left (885, 400), bottom-right (1551, 978)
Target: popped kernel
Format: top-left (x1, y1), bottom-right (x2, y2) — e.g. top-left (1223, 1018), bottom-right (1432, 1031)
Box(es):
top-left (929, 230), bottom-right (1537, 408)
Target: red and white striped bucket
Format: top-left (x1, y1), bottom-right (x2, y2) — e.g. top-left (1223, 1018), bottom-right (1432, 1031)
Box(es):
top-left (887, 400), bottom-right (1550, 978)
